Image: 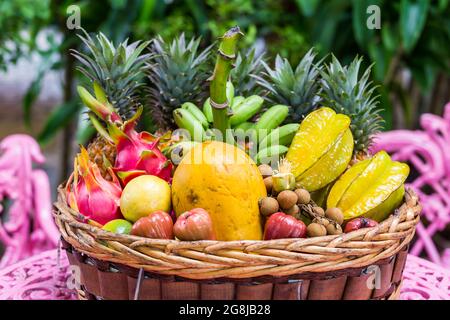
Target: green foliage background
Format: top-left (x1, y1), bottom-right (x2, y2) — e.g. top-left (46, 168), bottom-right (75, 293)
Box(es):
top-left (1, 0), bottom-right (449, 147)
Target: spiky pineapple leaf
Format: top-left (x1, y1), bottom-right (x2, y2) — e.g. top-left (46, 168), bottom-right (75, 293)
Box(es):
top-left (231, 47), bottom-right (265, 97)
top-left (147, 33), bottom-right (213, 129)
top-left (320, 55), bottom-right (384, 155)
top-left (71, 29), bottom-right (151, 119)
top-left (255, 49), bottom-right (321, 123)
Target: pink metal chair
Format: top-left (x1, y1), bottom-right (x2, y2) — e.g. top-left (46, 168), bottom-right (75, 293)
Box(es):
top-left (372, 103), bottom-right (450, 266)
top-left (0, 134), bottom-right (59, 268)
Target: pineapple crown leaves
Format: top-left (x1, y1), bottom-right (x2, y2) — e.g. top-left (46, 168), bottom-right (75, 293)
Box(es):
top-left (255, 48), bottom-right (322, 123)
top-left (231, 47), bottom-right (266, 97)
top-left (320, 55), bottom-right (384, 154)
top-left (71, 29), bottom-right (152, 118)
top-left (146, 33), bottom-right (213, 129)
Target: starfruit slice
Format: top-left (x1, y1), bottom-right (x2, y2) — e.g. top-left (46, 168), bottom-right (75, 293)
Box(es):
top-left (327, 151), bottom-right (410, 222)
top-left (286, 107), bottom-right (353, 192)
top-left (296, 128), bottom-right (353, 191)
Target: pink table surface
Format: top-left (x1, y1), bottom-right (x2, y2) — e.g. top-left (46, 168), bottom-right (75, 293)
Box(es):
top-left (0, 249), bottom-right (449, 300)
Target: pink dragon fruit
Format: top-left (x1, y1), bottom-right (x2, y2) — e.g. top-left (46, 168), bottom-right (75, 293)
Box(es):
top-left (77, 84), bottom-right (173, 185)
top-left (66, 146), bottom-right (122, 225)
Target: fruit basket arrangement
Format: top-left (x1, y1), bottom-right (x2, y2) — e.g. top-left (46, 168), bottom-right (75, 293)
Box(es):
top-left (54, 27), bottom-right (421, 300)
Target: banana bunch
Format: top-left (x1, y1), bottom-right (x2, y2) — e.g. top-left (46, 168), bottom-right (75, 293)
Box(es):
top-left (172, 82), bottom-right (299, 164)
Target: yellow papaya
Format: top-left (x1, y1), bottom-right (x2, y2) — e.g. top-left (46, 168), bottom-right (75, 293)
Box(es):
top-left (171, 141), bottom-right (266, 240)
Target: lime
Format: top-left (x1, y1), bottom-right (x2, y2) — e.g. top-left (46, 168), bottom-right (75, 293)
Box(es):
top-left (102, 219), bottom-right (132, 235)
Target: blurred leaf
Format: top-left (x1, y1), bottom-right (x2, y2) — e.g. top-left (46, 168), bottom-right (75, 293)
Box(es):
top-left (186, 0), bottom-right (209, 36)
top-left (409, 61), bottom-right (436, 92)
top-left (437, 0), bottom-right (449, 11)
top-left (295, 0), bottom-right (320, 16)
top-left (378, 86), bottom-right (393, 130)
top-left (23, 68), bottom-right (45, 127)
top-left (352, 0), bottom-right (381, 48)
top-left (37, 100), bottom-right (80, 145)
top-left (381, 24), bottom-right (397, 53)
top-left (368, 41), bottom-right (392, 82)
top-left (400, 0), bottom-right (429, 52)
top-left (76, 123), bottom-right (97, 145)
top-left (391, 81), bottom-right (413, 128)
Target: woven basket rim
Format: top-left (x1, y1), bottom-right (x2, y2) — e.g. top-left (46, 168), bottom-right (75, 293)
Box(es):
top-left (54, 185), bottom-right (421, 279)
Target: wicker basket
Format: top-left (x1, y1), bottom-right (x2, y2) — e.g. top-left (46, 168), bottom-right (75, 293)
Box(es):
top-left (54, 186), bottom-right (421, 300)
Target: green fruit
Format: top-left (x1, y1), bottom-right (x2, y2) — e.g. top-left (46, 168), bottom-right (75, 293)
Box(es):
top-left (226, 81), bottom-right (235, 103)
top-left (173, 108), bottom-right (205, 142)
top-left (203, 98), bottom-right (213, 123)
top-left (166, 141), bottom-right (200, 164)
top-left (181, 102), bottom-right (209, 129)
top-left (254, 105), bottom-right (289, 140)
top-left (234, 121), bottom-right (254, 130)
top-left (102, 219), bottom-right (132, 235)
top-left (259, 123), bottom-right (300, 149)
top-left (229, 95), bottom-right (264, 126)
top-left (256, 145), bottom-right (288, 164)
top-left (231, 96), bottom-right (245, 110)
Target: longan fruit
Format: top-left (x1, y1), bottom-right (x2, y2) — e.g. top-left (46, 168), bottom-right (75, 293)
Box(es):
top-left (259, 197), bottom-right (279, 216)
top-left (258, 164), bottom-right (273, 178)
top-left (295, 188), bottom-right (311, 205)
top-left (284, 204), bottom-right (300, 216)
top-left (307, 223), bottom-right (327, 237)
top-left (277, 190), bottom-right (298, 210)
top-left (325, 207), bottom-right (344, 225)
top-left (264, 177), bottom-right (273, 193)
top-left (326, 223), bottom-right (343, 235)
top-left (313, 206), bottom-right (325, 217)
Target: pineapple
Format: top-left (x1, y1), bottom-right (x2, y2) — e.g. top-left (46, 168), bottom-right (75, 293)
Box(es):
top-left (72, 29), bottom-right (151, 176)
top-left (231, 47), bottom-right (265, 97)
top-left (256, 49), bottom-right (321, 123)
top-left (87, 136), bottom-right (116, 181)
top-left (320, 55), bottom-right (383, 156)
top-left (147, 34), bottom-right (213, 129)
top-left (71, 29), bottom-right (151, 118)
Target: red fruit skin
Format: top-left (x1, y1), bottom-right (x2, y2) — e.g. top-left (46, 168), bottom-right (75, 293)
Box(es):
top-left (131, 210), bottom-right (174, 239)
top-left (173, 208), bottom-right (216, 241)
top-left (264, 212), bottom-right (307, 240)
top-left (344, 217), bottom-right (378, 233)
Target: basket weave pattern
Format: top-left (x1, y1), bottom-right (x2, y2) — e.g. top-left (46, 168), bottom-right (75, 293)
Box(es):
top-left (54, 186), bottom-right (420, 281)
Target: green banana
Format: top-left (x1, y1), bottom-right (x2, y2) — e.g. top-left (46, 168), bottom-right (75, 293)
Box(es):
top-left (226, 81), bottom-right (235, 103)
top-left (256, 145), bottom-right (289, 165)
top-left (231, 96), bottom-right (245, 110)
top-left (254, 104), bottom-right (289, 131)
top-left (229, 95), bottom-right (264, 127)
top-left (259, 123), bottom-right (300, 149)
top-left (203, 98), bottom-right (213, 123)
top-left (182, 102), bottom-right (209, 129)
top-left (234, 121), bottom-right (254, 130)
top-left (173, 108), bottom-right (205, 142)
top-left (165, 141), bottom-right (199, 164)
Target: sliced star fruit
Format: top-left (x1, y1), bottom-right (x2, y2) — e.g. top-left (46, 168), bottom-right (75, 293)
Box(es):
top-left (327, 151), bottom-right (410, 222)
top-left (286, 107), bottom-right (353, 192)
top-left (296, 128), bottom-right (353, 191)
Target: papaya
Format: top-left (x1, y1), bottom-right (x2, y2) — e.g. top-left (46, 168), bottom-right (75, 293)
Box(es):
top-left (171, 141), bottom-right (266, 240)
